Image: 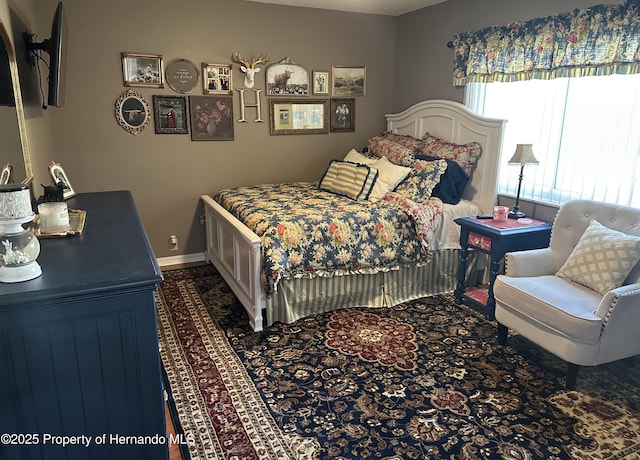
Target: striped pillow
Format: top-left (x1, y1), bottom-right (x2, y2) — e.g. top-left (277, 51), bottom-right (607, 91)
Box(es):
top-left (319, 160), bottom-right (378, 201)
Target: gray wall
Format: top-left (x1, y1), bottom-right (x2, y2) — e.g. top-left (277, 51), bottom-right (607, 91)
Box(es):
top-left (10, 0), bottom-right (610, 259)
top-left (18, 0), bottom-right (396, 258)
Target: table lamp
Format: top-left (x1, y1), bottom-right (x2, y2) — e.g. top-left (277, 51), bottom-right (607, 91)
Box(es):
top-left (508, 144), bottom-right (538, 219)
top-left (0, 184), bottom-right (41, 282)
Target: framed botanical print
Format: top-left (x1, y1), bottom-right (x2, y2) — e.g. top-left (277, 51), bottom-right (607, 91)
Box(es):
top-left (189, 95), bottom-right (234, 141)
top-left (331, 65), bottom-right (366, 96)
top-left (266, 57), bottom-right (309, 96)
top-left (330, 98), bottom-right (355, 132)
top-left (121, 52), bottom-right (164, 88)
top-left (48, 161), bottom-right (75, 200)
top-left (115, 89), bottom-right (151, 135)
top-left (202, 63), bottom-right (233, 94)
top-left (152, 95), bottom-right (188, 134)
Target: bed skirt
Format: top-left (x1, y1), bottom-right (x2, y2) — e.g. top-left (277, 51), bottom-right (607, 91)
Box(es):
top-left (265, 249), bottom-right (483, 327)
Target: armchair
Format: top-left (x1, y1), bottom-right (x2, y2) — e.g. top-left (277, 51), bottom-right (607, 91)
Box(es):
top-left (493, 199), bottom-right (640, 389)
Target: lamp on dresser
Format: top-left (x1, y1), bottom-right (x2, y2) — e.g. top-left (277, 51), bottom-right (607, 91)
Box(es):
top-left (508, 144), bottom-right (538, 219)
top-left (0, 184), bottom-right (41, 282)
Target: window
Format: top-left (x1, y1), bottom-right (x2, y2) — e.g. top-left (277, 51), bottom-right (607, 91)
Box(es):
top-left (466, 74), bottom-right (640, 208)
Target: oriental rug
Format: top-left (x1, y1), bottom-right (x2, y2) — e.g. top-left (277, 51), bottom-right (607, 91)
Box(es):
top-left (156, 265), bottom-right (640, 460)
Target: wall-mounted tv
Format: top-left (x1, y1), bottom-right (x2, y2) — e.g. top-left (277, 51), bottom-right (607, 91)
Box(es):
top-left (24, 1), bottom-right (67, 108)
top-left (0, 35), bottom-right (15, 106)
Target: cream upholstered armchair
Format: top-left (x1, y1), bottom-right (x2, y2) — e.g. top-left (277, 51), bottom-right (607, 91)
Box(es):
top-left (493, 199), bottom-right (640, 389)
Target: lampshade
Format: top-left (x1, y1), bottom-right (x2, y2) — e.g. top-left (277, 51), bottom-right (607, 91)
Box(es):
top-left (508, 144), bottom-right (538, 165)
top-left (0, 184), bottom-right (33, 220)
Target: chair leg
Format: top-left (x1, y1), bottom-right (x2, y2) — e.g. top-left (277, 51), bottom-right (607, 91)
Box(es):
top-left (566, 363), bottom-right (580, 390)
top-left (497, 323), bottom-right (508, 345)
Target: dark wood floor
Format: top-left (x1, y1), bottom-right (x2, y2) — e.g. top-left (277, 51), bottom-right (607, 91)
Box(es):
top-left (166, 402), bottom-right (183, 460)
top-left (160, 260), bottom-right (208, 272)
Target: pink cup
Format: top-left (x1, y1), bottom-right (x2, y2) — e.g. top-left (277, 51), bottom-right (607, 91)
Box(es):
top-left (493, 206), bottom-right (509, 222)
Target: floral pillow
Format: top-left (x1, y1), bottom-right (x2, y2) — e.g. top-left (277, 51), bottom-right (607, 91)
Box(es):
top-left (419, 133), bottom-right (482, 176)
top-left (367, 137), bottom-right (416, 167)
top-left (395, 159), bottom-right (448, 203)
top-left (380, 132), bottom-right (423, 151)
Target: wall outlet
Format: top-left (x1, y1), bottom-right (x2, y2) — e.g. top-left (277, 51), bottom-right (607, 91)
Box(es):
top-left (168, 235), bottom-right (178, 251)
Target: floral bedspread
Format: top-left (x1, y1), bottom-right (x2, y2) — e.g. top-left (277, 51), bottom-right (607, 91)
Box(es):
top-left (213, 182), bottom-right (444, 295)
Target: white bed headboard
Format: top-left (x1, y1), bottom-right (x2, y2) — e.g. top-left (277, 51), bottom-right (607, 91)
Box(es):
top-left (386, 99), bottom-right (506, 214)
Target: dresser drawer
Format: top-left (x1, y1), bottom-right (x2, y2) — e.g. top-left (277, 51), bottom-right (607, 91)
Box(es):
top-left (468, 232), bottom-right (492, 251)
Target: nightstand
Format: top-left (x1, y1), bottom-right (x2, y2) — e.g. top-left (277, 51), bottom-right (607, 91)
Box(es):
top-left (454, 216), bottom-right (552, 319)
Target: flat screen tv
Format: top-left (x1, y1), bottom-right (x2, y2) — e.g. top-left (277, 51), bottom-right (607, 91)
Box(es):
top-left (24, 1), bottom-right (67, 108)
top-left (0, 36), bottom-right (15, 106)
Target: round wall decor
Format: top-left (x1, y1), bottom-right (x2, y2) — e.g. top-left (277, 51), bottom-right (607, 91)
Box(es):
top-left (165, 59), bottom-right (200, 94)
top-left (115, 89), bottom-right (150, 135)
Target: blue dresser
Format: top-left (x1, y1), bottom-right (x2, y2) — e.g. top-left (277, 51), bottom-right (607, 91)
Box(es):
top-left (0, 191), bottom-right (167, 460)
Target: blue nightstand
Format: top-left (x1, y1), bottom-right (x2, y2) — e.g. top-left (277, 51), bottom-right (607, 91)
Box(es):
top-left (454, 216), bottom-right (552, 319)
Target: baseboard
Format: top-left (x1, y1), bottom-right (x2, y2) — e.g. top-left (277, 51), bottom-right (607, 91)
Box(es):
top-left (157, 252), bottom-right (206, 269)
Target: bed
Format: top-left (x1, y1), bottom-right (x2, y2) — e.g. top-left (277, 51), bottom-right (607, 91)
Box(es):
top-left (200, 99), bottom-right (506, 331)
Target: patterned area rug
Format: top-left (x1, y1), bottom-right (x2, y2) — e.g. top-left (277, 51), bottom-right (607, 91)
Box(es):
top-left (156, 265), bottom-right (640, 459)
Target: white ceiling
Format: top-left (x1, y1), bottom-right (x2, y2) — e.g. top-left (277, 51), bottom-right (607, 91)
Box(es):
top-left (242, 0), bottom-right (447, 16)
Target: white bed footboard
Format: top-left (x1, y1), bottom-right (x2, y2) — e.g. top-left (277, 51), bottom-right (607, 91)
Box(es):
top-left (200, 195), bottom-right (266, 331)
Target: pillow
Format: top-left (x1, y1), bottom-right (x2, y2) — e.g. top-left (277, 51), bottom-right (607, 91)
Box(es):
top-left (419, 133), bottom-right (482, 176)
top-left (367, 137), bottom-right (416, 167)
top-left (343, 148), bottom-right (377, 165)
top-left (556, 219), bottom-right (640, 295)
top-left (367, 156), bottom-right (412, 202)
top-left (395, 159), bottom-right (448, 203)
top-left (319, 160), bottom-right (379, 201)
top-left (380, 132), bottom-right (423, 151)
top-left (416, 154), bottom-right (469, 204)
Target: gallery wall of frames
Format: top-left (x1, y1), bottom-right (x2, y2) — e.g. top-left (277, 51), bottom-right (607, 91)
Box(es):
top-left (115, 53), bottom-right (364, 140)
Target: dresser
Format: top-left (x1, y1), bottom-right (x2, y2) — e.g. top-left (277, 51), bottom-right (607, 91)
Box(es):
top-left (0, 191), bottom-right (167, 460)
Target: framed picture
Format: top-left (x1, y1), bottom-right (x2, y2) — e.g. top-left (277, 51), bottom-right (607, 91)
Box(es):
top-left (121, 53), bottom-right (164, 88)
top-left (312, 71), bottom-right (329, 95)
top-left (269, 99), bottom-right (328, 135)
top-left (330, 98), bottom-right (355, 132)
top-left (115, 89), bottom-right (151, 135)
top-left (332, 65), bottom-right (366, 96)
top-left (0, 163), bottom-right (12, 184)
top-left (48, 161), bottom-right (75, 200)
top-left (266, 57), bottom-right (309, 96)
top-left (165, 59), bottom-right (200, 94)
top-left (202, 63), bottom-right (233, 94)
top-left (152, 95), bottom-right (188, 134)
top-left (189, 95), bottom-right (234, 141)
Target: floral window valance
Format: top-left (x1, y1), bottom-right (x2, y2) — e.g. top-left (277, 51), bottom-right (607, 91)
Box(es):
top-left (451, 0), bottom-right (640, 86)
